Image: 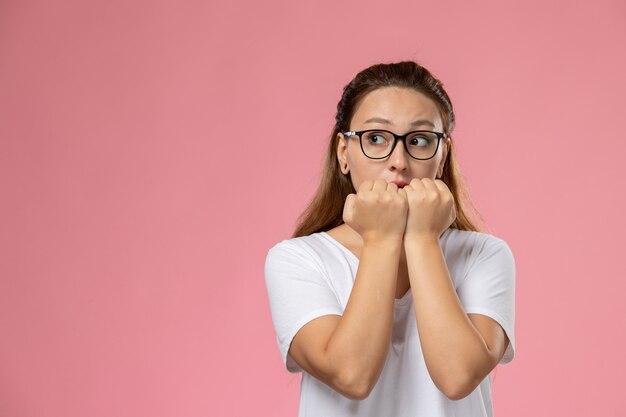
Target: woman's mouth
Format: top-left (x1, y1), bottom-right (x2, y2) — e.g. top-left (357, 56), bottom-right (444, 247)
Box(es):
top-left (391, 180), bottom-right (408, 188)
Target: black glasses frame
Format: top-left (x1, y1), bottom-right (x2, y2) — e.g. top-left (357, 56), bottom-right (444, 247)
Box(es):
top-left (342, 129), bottom-right (447, 160)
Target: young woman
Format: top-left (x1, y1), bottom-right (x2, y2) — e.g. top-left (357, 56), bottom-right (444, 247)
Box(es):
top-left (265, 61), bottom-right (515, 417)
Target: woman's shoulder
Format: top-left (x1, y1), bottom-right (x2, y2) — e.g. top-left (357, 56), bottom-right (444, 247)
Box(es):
top-left (441, 228), bottom-right (514, 265)
top-left (443, 227), bottom-right (509, 247)
top-left (265, 232), bottom-right (358, 286)
top-left (268, 232), bottom-right (328, 252)
top-left (439, 229), bottom-right (515, 287)
top-left (266, 232), bottom-right (340, 265)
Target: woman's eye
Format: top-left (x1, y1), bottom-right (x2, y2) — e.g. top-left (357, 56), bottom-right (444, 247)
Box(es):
top-left (409, 136), bottom-right (431, 147)
top-left (369, 134), bottom-right (386, 144)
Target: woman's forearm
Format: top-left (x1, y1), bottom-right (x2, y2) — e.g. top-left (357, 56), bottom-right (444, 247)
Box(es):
top-left (324, 238), bottom-right (402, 397)
top-left (405, 234), bottom-right (491, 399)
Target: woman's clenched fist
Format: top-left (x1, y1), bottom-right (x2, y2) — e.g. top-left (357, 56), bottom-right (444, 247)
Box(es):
top-left (401, 178), bottom-right (456, 240)
top-left (342, 179), bottom-right (408, 244)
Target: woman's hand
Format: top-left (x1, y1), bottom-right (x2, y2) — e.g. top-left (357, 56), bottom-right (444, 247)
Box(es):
top-left (401, 178), bottom-right (456, 241)
top-left (343, 179), bottom-right (408, 245)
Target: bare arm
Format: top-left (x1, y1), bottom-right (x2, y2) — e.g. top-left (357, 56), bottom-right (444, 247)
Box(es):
top-left (289, 179), bottom-right (407, 400)
top-left (289, 239), bottom-right (402, 400)
top-left (402, 178), bottom-right (509, 400)
top-left (405, 235), bottom-right (509, 400)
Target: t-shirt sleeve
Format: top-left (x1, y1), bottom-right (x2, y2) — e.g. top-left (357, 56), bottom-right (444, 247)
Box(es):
top-left (264, 240), bottom-right (344, 373)
top-left (456, 236), bottom-right (516, 365)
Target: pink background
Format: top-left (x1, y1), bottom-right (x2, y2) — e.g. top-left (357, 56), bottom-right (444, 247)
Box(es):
top-left (1, 0), bottom-right (625, 416)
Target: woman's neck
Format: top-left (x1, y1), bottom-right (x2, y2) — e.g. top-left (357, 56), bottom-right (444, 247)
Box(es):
top-left (329, 223), bottom-right (410, 299)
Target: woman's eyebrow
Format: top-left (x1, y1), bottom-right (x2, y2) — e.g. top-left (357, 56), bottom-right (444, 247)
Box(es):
top-left (363, 117), bottom-right (435, 127)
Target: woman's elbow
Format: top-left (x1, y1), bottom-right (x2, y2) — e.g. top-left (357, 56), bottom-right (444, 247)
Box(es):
top-left (440, 374), bottom-right (481, 401)
top-left (443, 385), bottom-right (471, 401)
top-left (332, 369), bottom-right (377, 400)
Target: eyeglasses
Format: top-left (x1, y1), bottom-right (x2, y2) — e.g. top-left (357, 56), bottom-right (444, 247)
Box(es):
top-left (343, 129), bottom-right (446, 160)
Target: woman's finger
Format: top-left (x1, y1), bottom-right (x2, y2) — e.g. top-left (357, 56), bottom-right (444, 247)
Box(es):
top-left (433, 179), bottom-right (451, 194)
top-left (420, 178), bottom-right (439, 194)
top-left (408, 178), bottom-right (425, 191)
top-left (372, 178), bottom-right (388, 192)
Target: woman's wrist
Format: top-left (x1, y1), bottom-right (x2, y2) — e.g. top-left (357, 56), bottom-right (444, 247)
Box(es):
top-left (403, 232), bottom-right (441, 249)
top-left (362, 235), bottom-right (404, 253)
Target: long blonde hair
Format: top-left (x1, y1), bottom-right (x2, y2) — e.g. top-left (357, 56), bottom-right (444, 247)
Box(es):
top-left (293, 61), bottom-right (484, 237)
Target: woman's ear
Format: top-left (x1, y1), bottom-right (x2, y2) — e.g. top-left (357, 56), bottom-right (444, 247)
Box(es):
top-left (336, 133), bottom-right (350, 175)
top-left (437, 137), bottom-right (450, 179)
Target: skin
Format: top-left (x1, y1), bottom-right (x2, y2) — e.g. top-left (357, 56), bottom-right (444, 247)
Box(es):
top-left (288, 86), bottom-right (510, 401)
top-left (335, 86), bottom-right (450, 298)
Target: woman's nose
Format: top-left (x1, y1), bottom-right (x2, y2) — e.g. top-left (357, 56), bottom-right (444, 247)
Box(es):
top-left (388, 140), bottom-right (409, 171)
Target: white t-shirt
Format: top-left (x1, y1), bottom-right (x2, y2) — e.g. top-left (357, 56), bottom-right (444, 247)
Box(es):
top-left (265, 228), bottom-right (515, 417)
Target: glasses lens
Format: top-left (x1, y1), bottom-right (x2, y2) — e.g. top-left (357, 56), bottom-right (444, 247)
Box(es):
top-left (360, 131), bottom-right (395, 158)
top-left (405, 131), bottom-right (440, 159)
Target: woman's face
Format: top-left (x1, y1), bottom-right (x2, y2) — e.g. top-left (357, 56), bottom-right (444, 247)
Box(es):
top-left (337, 87), bottom-right (449, 190)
